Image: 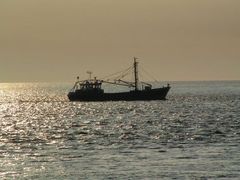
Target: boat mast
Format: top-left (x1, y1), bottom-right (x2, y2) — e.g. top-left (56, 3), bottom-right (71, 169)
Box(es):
top-left (134, 57), bottom-right (139, 91)
top-left (87, 71), bottom-right (92, 80)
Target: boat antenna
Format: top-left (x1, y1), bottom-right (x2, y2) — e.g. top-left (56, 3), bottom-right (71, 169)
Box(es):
top-left (134, 57), bottom-right (139, 91)
top-left (86, 71), bottom-right (92, 80)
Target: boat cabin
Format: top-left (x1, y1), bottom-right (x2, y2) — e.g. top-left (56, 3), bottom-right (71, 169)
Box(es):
top-left (79, 80), bottom-right (102, 90)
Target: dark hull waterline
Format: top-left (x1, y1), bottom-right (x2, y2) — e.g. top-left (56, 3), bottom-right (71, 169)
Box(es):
top-left (68, 87), bottom-right (170, 102)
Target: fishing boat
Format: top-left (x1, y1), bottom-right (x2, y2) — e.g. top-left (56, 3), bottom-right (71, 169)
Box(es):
top-left (68, 58), bottom-right (170, 101)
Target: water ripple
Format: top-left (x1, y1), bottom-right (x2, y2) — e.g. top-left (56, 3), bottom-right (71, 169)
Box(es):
top-left (0, 82), bottom-right (240, 179)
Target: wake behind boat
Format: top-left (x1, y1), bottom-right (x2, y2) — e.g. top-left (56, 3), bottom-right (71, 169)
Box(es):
top-left (68, 58), bottom-right (170, 101)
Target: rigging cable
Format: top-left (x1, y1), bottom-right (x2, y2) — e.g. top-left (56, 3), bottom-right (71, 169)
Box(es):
top-left (101, 66), bottom-right (132, 81)
top-left (114, 66), bottom-right (132, 80)
top-left (139, 64), bottom-right (159, 82)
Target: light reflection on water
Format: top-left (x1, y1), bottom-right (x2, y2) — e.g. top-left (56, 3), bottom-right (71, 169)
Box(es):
top-left (0, 81), bottom-right (240, 179)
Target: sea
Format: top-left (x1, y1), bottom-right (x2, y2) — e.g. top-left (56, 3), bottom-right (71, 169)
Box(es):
top-left (0, 81), bottom-right (239, 179)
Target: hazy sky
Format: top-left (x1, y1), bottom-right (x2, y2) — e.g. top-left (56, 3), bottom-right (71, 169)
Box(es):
top-left (0, 0), bottom-right (239, 82)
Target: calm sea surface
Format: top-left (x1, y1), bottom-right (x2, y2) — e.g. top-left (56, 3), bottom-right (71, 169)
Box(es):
top-left (0, 81), bottom-right (239, 179)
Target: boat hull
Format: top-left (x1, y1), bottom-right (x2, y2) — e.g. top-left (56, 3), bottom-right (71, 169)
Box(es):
top-left (68, 87), bottom-right (170, 101)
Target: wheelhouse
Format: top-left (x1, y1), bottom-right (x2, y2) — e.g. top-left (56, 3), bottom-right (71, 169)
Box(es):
top-left (79, 80), bottom-right (102, 90)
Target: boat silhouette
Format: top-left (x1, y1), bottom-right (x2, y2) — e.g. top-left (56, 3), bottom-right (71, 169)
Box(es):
top-left (68, 58), bottom-right (170, 101)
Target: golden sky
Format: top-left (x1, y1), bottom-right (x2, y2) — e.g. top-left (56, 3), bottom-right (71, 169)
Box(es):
top-left (0, 0), bottom-right (239, 82)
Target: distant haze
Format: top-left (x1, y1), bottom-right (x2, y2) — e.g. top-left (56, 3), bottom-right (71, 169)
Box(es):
top-left (0, 0), bottom-right (239, 82)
